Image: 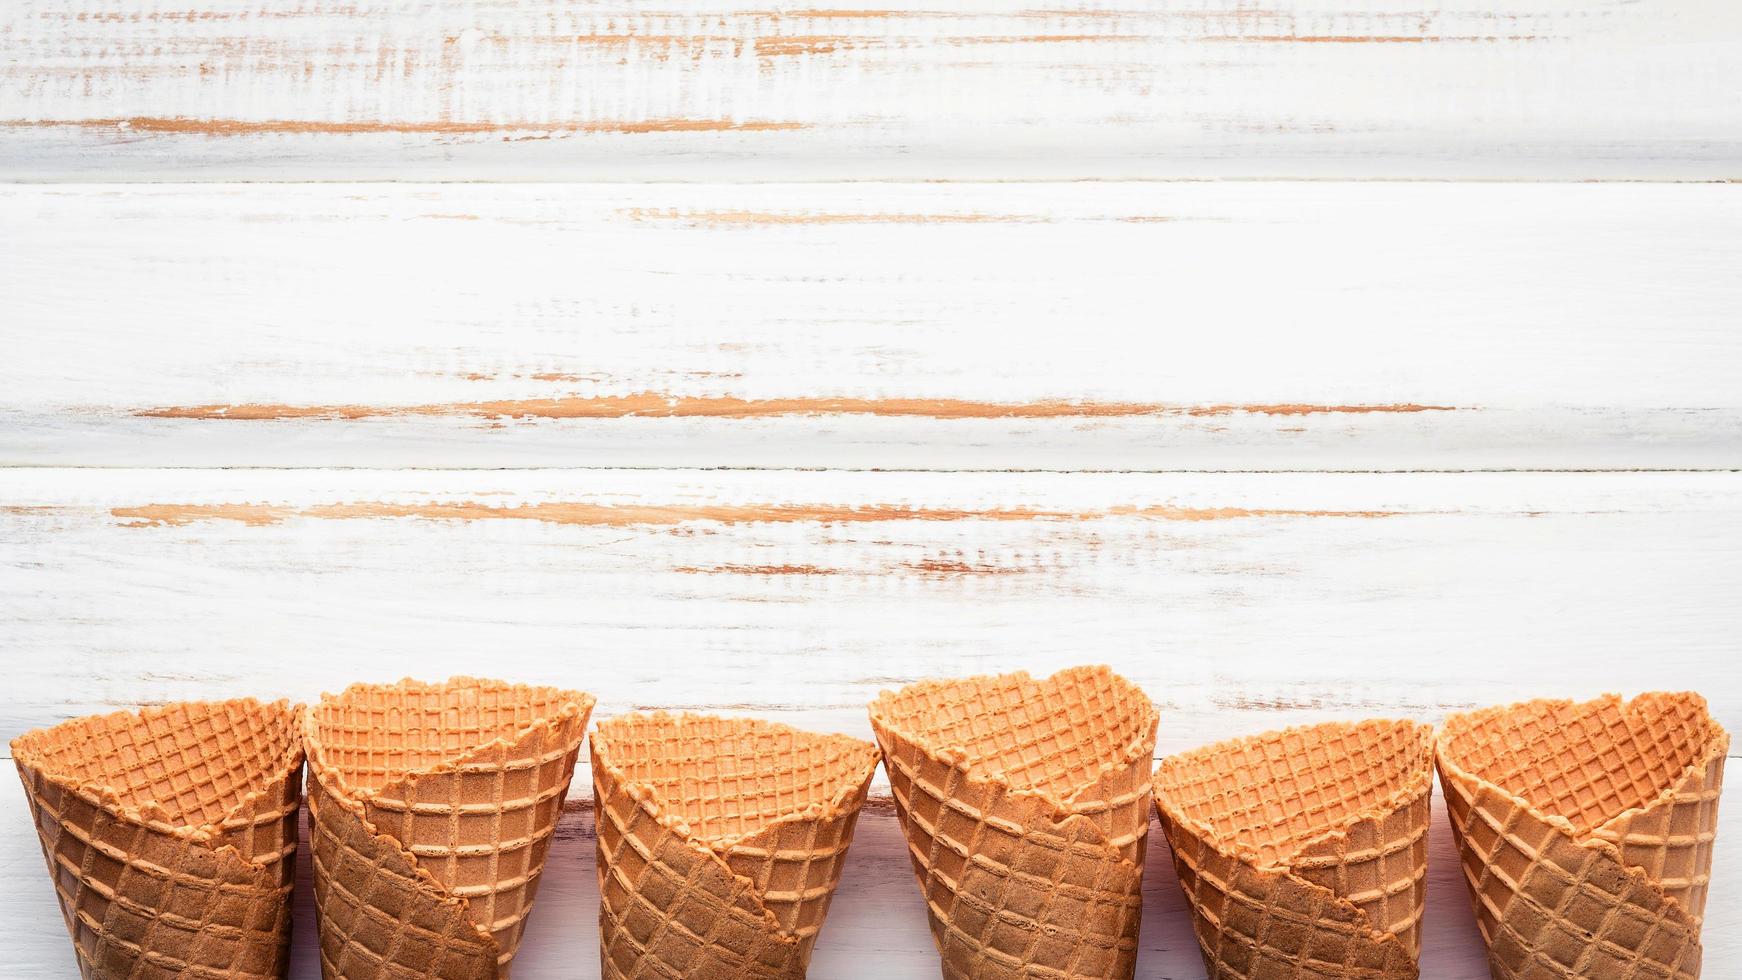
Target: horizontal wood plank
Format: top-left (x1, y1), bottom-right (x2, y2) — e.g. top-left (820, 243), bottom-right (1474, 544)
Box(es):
top-left (5, 182), bottom-right (1741, 470)
top-left (3, 467), bottom-right (1739, 976)
top-left (3, 467), bottom-right (1738, 737)
top-left (1, 0), bottom-right (1738, 180)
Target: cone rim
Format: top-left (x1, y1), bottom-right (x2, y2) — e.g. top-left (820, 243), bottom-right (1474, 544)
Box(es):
top-left (10, 697), bottom-right (305, 855)
top-left (866, 664), bottom-right (1159, 816)
top-left (304, 674), bottom-right (596, 806)
top-left (591, 710), bottom-right (879, 854)
top-left (1435, 691), bottom-right (1728, 845)
top-left (1153, 717), bottom-right (1434, 875)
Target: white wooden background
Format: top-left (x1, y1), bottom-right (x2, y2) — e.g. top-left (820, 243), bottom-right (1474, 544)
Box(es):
top-left (2, 0), bottom-right (1740, 977)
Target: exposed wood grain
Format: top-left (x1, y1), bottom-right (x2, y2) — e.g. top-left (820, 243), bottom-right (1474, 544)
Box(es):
top-left (5, 182), bottom-right (1741, 471)
top-left (2, 0), bottom-right (1738, 179)
top-left (3, 467), bottom-right (1738, 739)
top-left (106, 501), bottom-right (1401, 527)
top-left (4, 8), bottom-right (1736, 980)
top-left (131, 398), bottom-right (1461, 422)
top-left (4, 469), bottom-right (1739, 977)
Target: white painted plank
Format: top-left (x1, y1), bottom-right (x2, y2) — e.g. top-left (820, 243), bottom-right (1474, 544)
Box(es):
top-left (3, 467), bottom-right (1739, 975)
top-left (2, 467), bottom-right (1738, 737)
top-left (1, 0), bottom-right (1739, 180)
top-left (5, 182), bottom-right (1741, 471)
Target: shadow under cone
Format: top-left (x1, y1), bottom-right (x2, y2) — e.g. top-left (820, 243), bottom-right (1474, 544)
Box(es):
top-left (868, 666), bottom-right (1159, 980)
top-left (1437, 693), bottom-right (1727, 980)
top-left (304, 676), bottom-right (595, 978)
top-left (1153, 719), bottom-right (1433, 980)
top-left (11, 698), bottom-right (305, 979)
top-left (591, 712), bottom-right (878, 979)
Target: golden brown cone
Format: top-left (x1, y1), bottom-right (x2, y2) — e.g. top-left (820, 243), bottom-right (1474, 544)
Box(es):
top-left (11, 698), bottom-right (305, 979)
top-left (1436, 693), bottom-right (1728, 980)
top-left (867, 666), bottom-right (1159, 980)
top-left (1152, 719), bottom-right (1433, 980)
top-left (590, 712), bottom-right (879, 979)
top-left (304, 676), bottom-right (595, 979)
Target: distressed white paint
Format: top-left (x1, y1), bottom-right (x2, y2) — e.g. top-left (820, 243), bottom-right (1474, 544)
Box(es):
top-left (2, 467), bottom-right (1738, 736)
top-left (5, 182), bottom-right (1742, 471)
top-left (2, 467), bottom-right (1739, 976)
top-left (17, 468), bottom-right (1731, 962)
top-left (4, 2), bottom-right (1740, 976)
top-left (1, 0), bottom-right (1740, 180)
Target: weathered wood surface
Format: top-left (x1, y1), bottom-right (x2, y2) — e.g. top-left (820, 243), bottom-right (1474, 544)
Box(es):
top-left (3, 456), bottom-right (1739, 979)
top-left (4, 0), bottom-right (1739, 973)
top-left (2, 468), bottom-right (1737, 738)
top-left (2, 465), bottom-right (1736, 980)
top-left (3, 0), bottom-right (1739, 180)
top-left (6, 182), bottom-right (1742, 471)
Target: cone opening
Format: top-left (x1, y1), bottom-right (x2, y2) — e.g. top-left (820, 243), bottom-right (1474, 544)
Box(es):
top-left (868, 666), bottom-right (1156, 806)
top-left (593, 713), bottom-right (876, 848)
top-left (309, 677), bottom-right (592, 794)
top-left (1154, 719), bottom-right (1432, 868)
top-left (11, 699), bottom-right (300, 832)
top-left (1438, 693), bottom-right (1716, 836)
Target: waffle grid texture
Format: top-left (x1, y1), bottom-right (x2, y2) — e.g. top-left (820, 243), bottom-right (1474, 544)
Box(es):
top-left (1153, 719), bottom-right (1434, 980)
top-left (11, 698), bottom-right (306, 980)
top-left (590, 712), bottom-right (879, 979)
top-left (867, 666), bottom-right (1160, 980)
top-left (304, 677), bottom-right (595, 979)
top-left (1436, 693), bottom-right (1728, 980)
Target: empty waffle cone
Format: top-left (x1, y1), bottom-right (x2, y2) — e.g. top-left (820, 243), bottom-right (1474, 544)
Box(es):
top-left (867, 666), bottom-right (1159, 980)
top-left (591, 712), bottom-right (879, 979)
top-left (11, 698), bottom-right (305, 979)
top-left (304, 676), bottom-right (595, 979)
top-left (1436, 693), bottom-right (1728, 980)
top-left (1152, 719), bottom-right (1434, 980)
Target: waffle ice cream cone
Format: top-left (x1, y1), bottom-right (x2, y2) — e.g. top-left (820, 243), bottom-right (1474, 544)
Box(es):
top-left (1436, 693), bottom-right (1728, 980)
top-left (867, 666), bottom-right (1159, 980)
top-left (591, 712), bottom-right (879, 979)
top-left (11, 698), bottom-right (305, 979)
top-left (1152, 719), bottom-right (1434, 980)
top-left (304, 677), bottom-right (595, 979)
